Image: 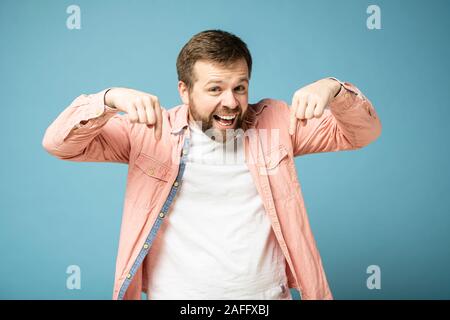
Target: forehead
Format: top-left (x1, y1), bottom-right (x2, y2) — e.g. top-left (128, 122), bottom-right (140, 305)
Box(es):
top-left (193, 59), bottom-right (249, 83)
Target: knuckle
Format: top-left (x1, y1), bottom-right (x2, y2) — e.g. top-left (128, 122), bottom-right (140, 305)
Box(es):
top-left (297, 90), bottom-right (306, 98)
top-left (144, 95), bottom-right (152, 105)
top-left (134, 100), bottom-right (143, 108)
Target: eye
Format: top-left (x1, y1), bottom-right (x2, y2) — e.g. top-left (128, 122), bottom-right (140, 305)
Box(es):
top-left (209, 86), bottom-right (221, 92)
top-left (235, 85), bottom-right (246, 92)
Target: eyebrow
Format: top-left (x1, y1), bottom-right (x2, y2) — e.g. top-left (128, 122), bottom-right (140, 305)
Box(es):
top-left (205, 77), bottom-right (249, 86)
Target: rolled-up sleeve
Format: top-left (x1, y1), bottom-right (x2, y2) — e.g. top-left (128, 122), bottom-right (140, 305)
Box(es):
top-left (291, 79), bottom-right (382, 156)
top-left (42, 89), bottom-right (131, 163)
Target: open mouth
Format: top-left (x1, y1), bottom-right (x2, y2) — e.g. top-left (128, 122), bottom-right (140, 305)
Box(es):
top-left (213, 114), bottom-right (237, 127)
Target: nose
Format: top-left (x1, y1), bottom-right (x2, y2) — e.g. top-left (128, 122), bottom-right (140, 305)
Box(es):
top-left (221, 89), bottom-right (239, 110)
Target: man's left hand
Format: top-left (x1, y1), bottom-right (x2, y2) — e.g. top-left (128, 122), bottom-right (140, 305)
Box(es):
top-left (289, 78), bottom-right (342, 135)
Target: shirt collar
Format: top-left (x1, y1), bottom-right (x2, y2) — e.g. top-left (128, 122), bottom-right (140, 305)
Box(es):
top-left (170, 104), bottom-right (189, 134)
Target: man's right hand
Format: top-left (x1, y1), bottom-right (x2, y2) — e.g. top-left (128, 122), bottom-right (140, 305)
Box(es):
top-left (105, 87), bottom-right (163, 140)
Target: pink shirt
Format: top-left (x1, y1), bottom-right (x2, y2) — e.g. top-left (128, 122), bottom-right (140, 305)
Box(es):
top-left (42, 79), bottom-right (381, 299)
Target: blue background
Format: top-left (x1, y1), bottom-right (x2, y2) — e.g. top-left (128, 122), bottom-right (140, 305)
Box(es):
top-left (1, 0), bottom-right (449, 299)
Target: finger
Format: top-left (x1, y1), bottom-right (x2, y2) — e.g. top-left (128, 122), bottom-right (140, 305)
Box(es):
top-left (154, 98), bottom-right (163, 141)
top-left (304, 97), bottom-right (317, 120)
top-left (135, 99), bottom-right (147, 123)
top-left (295, 97), bottom-right (308, 127)
top-left (144, 97), bottom-right (156, 125)
top-left (289, 97), bottom-right (298, 135)
top-left (127, 103), bottom-right (139, 123)
top-left (296, 97), bottom-right (308, 120)
top-left (314, 99), bottom-right (326, 118)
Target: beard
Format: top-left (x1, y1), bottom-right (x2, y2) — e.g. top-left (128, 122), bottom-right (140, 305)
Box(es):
top-left (188, 97), bottom-right (248, 143)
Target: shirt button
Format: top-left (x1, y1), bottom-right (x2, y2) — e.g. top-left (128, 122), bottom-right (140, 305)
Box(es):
top-left (148, 168), bottom-right (155, 175)
top-left (126, 273), bottom-right (132, 279)
top-left (143, 243), bottom-right (149, 249)
top-left (173, 181), bottom-right (179, 187)
top-left (182, 149), bottom-right (188, 155)
top-left (159, 212), bottom-right (165, 218)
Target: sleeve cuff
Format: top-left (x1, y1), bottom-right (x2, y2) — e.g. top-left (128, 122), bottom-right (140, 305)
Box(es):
top-left (327, 77), bottom-right (367, 99)
top-left (326, 77), bottom-right (367, 114)
top-left (74, 88), bottom-right (119, 129)
top-left (88, 88), bottom-right (118, 118)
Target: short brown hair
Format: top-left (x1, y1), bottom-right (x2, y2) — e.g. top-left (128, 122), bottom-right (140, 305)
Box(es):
top-left (176, 29), bottom-right (252, 91)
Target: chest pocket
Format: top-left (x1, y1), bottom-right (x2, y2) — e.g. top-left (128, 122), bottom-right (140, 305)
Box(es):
top-left (260, 145), bottom-right (296, 200)
top-left (135, 152), bottom-right (172, 182)
top-left (265, 145), bottom-right (289, 170)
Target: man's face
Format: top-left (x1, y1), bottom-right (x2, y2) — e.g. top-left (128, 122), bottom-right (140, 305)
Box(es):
top-left (179, 59), bottom-right (249, 141)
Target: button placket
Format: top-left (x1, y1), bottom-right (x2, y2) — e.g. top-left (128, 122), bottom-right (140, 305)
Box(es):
top-left (118, 134), bottom-right (191, 300)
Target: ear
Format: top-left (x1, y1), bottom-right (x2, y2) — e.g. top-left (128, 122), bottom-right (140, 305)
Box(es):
top-left (178, 81), bottom-right (190, 105)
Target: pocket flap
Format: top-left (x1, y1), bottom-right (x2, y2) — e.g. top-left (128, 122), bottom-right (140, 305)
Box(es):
top-left (264, 145), bottom-right (289, 170)
top-left (135, 153), bottom-right (172, 181)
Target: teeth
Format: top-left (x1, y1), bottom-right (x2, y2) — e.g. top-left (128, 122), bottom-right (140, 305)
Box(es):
top-left (218, 115), bottom-right (236, 120)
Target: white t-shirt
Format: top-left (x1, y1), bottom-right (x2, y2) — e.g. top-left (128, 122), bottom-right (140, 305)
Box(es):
top-left (145, 120), bottom-right (291, 300)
